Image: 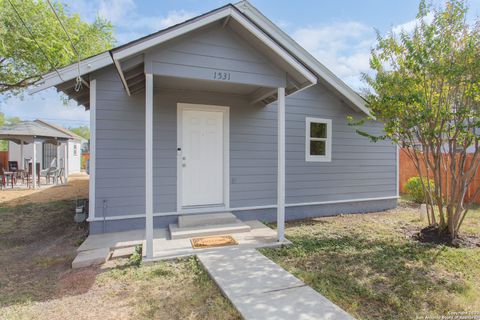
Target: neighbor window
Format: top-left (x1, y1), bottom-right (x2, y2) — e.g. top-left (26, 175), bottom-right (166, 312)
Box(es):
top-left (73, 144), bottom-right (78, 156)
top-left (305, 117), bottom-right (332, 162)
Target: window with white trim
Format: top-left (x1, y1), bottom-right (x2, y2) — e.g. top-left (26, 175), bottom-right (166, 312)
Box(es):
top-left (306, 117), bottom-right (332, 162)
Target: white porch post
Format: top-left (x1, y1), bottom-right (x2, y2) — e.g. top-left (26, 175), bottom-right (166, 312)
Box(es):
top-left (145, 73), bottom-right (154, 259)
top-left (63, 142), bottom-right (68, 184)
top-left (89, 79), bottom-right (97, 219)
top-left (32, 140), bottom-right (37, 189)
top-left (20, 140), bottom-right (24, 170)
top-left (56, 143), bottom-right (61, 184)
top-left (277, 87), bottom-right (285, 242)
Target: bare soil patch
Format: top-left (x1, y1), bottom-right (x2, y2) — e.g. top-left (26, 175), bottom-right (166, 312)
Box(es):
top-left (0, 179), bottom-right (239, 320)
top-left (415, 224), bottom-right (480, 248)
top-left (0, 173), bottom-right (88, 206)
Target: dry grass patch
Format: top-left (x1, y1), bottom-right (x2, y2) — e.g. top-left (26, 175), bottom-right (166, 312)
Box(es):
top-left (0, 198), bottom-right (239, 320)
top-left (262, 203), bottom-right (480, 320)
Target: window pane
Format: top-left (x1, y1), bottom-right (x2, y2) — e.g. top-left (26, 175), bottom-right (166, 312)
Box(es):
top-left (310, 122), bottom-right (327, 138)
top-left (310, 140), bottom-right (326, 156)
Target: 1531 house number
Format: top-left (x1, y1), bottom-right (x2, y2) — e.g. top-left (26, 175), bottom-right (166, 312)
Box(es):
top-left (213, 71), bottom-right (231, 81)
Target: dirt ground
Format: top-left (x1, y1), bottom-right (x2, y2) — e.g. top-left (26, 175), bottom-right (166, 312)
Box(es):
top-left (0, 176), bottom-right (240, 320)
top-left (0, 173), bottom-right (89, 206)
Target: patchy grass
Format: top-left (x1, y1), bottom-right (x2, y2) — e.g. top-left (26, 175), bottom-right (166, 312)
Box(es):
top-left (94, 257), bottom-right (240, 320)
top-left (261, 204), bottom-right (480, 320)
top-left (0, 198), bottom-right (239, 320)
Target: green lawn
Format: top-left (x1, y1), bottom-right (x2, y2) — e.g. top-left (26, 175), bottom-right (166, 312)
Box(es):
top-left (262, 204), bottom-right (480, 320)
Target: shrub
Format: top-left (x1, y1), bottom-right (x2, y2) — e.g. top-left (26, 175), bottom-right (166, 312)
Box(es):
top-left (128, 245), bottom-right (142, 267)
top-left (405, 177), bottom-right (435, 204)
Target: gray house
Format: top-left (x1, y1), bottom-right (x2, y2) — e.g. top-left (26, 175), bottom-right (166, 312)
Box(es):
top-left (32, 1), bottom-right (398, 258)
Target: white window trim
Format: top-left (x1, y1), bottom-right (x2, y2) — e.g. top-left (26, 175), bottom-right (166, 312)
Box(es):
top-left (305, 117), bottom-right (332, 162)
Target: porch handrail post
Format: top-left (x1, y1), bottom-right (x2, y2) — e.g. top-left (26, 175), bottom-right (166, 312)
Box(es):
top-left (277, 87), bottom-right (285, 242)
top-left (145, 72), bottom-right (154, 259)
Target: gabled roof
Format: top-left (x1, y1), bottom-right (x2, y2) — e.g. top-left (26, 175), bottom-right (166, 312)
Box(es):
top-left (34, 119), bottom-right (87, 142)
top-left (0, 121), bottom-right (72, 144)
top-left (29, 1), bottom-right (370, 116)
top-left (234, 1), bottom-right (371, 116)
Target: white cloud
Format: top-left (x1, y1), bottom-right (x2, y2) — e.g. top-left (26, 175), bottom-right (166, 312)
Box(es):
top-left (290, 12), bottom-right (435, 90)
top-left (112, 10), bottom-right (196, 43)
top-left (66, 1), bottom-right (196, 44)
top-left (392, 12), bottom-right (434, 34)
top-left (98, 0), bottom-right (136, 24)
top-left (292, 21), bottom-right (375, 90)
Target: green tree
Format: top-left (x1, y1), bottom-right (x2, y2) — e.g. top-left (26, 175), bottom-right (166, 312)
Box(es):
top-left (0, 0), bottom-right (115, 95)
top-left (69, 125), bottom-right (89, 140)
top-left (361, 0), bottom-right (480, 240)
top-left (0, 113), bottom-right (22, 150)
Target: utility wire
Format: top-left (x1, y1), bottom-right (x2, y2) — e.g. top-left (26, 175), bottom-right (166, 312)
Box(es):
top-left (46, 0), bottom-right (79, 58)
top-left (7, 0), bottom-right (64, 82)
top-left (46, 0), bottom-right (83, 92)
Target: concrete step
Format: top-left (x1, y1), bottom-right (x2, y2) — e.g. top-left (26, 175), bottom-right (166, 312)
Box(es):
top-left (178, 212), bottom-right (238, 228)
top-left (72, 247), bottom-right (111, 269)
top-left (169, 220), bottom-right (251, 240)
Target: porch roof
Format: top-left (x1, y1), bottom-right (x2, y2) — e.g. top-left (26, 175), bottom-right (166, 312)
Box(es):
top-left (28, 1), bottom-right (370, 116)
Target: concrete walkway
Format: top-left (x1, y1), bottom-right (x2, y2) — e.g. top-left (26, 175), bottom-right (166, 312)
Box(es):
top-left (197, 248), bottom-right (354, 320)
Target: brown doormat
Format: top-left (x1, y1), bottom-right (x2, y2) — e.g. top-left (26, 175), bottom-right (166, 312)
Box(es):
top-left (191, 235), bottom-right (238, 249)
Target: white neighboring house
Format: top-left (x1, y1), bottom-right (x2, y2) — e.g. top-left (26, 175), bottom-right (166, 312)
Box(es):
top-left (8, 120), bottom-right (87, 174)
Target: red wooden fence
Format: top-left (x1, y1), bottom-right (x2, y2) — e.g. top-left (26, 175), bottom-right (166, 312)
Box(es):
top-left (0, 151), bottom-right (8, 170)
top-left (81, 153), bottom-right (89, 170)
top-left (399, 148), bottom-right (480, 204)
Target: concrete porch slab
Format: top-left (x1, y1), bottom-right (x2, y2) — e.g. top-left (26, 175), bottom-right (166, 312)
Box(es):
top-left (146, 220), bottom-right (289, 261)
top-left (77, 220), bottom-right (288, 263)
top-left (77, 228), bottom-right (167, 252)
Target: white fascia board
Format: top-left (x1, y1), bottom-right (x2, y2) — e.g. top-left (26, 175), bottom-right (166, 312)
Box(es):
top-left (235, 1), bottom-right (372, 117)
top-left (229, 10), bottom-right (317, 85)
top-left (112, 9), bottom-right (232, 61)
top-left (29, 52), bottom-right (113, 94)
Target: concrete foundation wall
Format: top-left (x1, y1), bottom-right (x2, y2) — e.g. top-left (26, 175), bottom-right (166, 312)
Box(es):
top-left (89, 198), bottom-right (397, 234)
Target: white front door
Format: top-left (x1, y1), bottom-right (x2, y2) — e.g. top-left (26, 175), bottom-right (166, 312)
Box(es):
top-left (179, 105), bottom-right (226, 208)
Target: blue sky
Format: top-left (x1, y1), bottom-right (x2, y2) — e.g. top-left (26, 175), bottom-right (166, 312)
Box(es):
top-left (1, 0), bottom-right (479, 128)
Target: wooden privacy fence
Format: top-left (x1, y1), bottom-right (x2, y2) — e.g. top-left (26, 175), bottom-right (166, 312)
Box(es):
top-left (399, 148), bottom-right (480, 204)
top-left (0, 151), bottom-right (7, 169)
top-left (81, 153), bottom-right (90, 170)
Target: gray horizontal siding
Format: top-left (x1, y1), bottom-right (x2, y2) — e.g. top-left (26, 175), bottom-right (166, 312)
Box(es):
top-left (91, 46), bottom-right (395, 222)
top-left (284, 85), bottom-right (396, 203)
top-left (147, 25), bottom-right (285, 88)
top-left (93, 66), bottom-right (146, 217)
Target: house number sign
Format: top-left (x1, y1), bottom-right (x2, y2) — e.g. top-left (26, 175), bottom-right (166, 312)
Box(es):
top-left (213, 71), bottom-right (231, 81)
